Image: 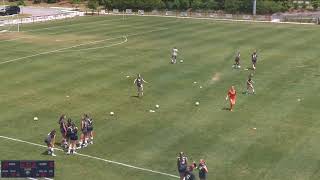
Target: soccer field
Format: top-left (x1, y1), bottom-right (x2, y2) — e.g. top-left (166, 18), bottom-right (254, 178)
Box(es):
top-left (0, 15), bottom-right (320, 180)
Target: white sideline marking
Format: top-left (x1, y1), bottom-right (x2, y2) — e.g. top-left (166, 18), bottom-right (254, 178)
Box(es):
top-left (0, 37), bottom-right (26, 43)
top-left (0, 28), bottom-right (167, 66)
top-left (0, 135), bottom-right (179, 179)
top-left (60, 36), bottom-right (128, 52)
top-left (24, 18), bottom-right (122, 33)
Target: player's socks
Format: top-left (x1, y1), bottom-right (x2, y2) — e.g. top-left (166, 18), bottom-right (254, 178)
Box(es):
top-left (67, 146), bottom-right (71, 154)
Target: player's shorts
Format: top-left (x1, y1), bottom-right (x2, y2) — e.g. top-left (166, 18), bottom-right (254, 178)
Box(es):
top-left (138, 86), bottom-right (143, 92)
top-left (60, 128), bottom-right (66, 135)
top-left (230, 98), bottom-right (236, 105)
top-left (252, 59), bottom-right (257, 64)
top-left (172, 55), bottom-right (177, 59)
top-left (87, 127), bottom-right (93, 132)
top-left (82, 128), bottom-right (88, 134)
top-left (70, 135), bottom-right (78, 141)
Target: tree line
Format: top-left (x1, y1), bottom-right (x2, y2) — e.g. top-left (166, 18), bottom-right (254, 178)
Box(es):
top-left (91, 0), bottom-right (320, 14)
top-left (11, 0), bottom-right (319, 15)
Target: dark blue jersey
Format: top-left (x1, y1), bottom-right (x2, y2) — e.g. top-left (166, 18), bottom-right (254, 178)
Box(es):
top-left (177, 156), bottom-right (188, 172)
top-left (198, 164), bottom-right (208, 179)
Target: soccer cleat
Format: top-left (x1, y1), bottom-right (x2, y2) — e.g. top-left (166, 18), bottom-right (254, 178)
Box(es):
top-left (51, 153), bottom-right (56, 157)
top-left (90, 141), bottom-right (93, 144)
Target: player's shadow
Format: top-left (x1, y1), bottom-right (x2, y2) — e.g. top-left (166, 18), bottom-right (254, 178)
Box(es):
top-left (131, 95), bottom-right (140, 98)
top-left (41, 151), bottom-right (49, 156)
top-left (246, 67), bottom-right (255, 70)
top-left (55, 142), bottom-right (61, 147)
top-left (222, 107), bottom-right (230, 111)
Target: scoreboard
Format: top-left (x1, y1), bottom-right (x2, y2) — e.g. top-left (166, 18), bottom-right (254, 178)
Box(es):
top-left (1, 160), bottom-right (54, 178)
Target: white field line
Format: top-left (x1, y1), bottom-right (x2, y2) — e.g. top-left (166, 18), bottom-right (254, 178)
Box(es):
top-left (0, 135), bottom-right (179, 179)
top-left (24, 18), bottom-right (122, 33)
top-left (28, 178), bottom-right (53, 180)
top-left (0, 37), bottom-right (26, 43)
top-left (60, 36), bottom-right (128, 52)
top-left (0, 18), bottom-right (122, 43)
top-left (0, 28), bottom-right (168, 66)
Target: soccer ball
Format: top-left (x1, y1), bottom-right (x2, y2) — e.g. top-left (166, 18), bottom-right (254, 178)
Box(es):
top-left (155, 104), bottom-right (160, 109)
top-left (180, 60), bottom-right (184, 63)
top-left (33, 117), bottom-right (38, 121)
top-left (110, 112), bottom-right (114, 116)
top-left (195, 102), bottom-right (200, 106)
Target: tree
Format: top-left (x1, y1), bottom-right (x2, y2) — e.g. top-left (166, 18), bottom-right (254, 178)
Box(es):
top-left (17, 0), bottom-right (26, 6)
top-left (205, 0), bottom-right (219, 10)
top-left (87, 0), bottom-right (99, 14)
top-left (99, 0), bottom-right (112, 10)
top-left (224, 0), bottom-right (241, 13)
top-left (311, 0), bottom-right (320, 10)
top-left (72, 0), bottom-right (82, 9)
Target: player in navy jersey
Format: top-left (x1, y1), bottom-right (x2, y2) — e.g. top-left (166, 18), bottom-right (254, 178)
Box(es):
top-left (58, 114), bottom-right (68, 149)
top-left (67, 122), bottom-right (78, 155)
top-left (79, 114), bottom-right (89, 148)
top-left (184, 166), bottom-right (196, 180)
top-left (133, 74), bottom-right (148, 97)
top-left (86, 116), bottom-right (94, 144)
top-left (234, 51), bottom-right (241, 69)
top-left (65, 118), bottom-right (72, 144)
top-left (44, 129), bottom-right (56, 157)
top-left (251, 50), bottom-right (258, 70)
top-left (197, 159), bottom-right (208, 180)
top-left (177, 152), bottom-right (188, 180)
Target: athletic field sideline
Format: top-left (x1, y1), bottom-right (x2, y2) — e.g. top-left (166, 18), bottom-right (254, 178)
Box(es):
top-left (0, 15), bottom-right (320, 180)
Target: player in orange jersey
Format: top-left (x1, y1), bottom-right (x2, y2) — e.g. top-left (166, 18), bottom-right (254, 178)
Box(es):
top-left (226, 86), bottom-right (237, 111)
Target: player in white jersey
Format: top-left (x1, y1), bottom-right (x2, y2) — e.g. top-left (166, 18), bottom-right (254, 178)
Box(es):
top-left (133, 74), bottom-right (148, 97)
top-left (171, 47), bottom-right (179, 64)
top-left (246, 77), bottom-right (255, 94)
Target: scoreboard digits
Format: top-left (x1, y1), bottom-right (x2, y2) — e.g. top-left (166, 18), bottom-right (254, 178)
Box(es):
top-left (1, 160), bottom-right (54, 178)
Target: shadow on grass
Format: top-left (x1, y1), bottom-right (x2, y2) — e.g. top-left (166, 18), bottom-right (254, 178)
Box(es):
top-left (41, 151), bottom-right (49, 156)
top-left (222, 107), bottom-right (230, 111)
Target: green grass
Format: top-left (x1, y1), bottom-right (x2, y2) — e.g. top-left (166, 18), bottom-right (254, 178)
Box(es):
top-left (0, 15), bottom-right (320, 180)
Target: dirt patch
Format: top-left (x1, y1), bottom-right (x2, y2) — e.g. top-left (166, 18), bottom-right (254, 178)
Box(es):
top-left (211, 72), bottom-right (221, 82)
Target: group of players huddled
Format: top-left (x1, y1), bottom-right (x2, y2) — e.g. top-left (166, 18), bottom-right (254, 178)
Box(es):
top-left (177, 152), bottom-right (208, 180)
top-left (44, 114), bottom-right (94, 156)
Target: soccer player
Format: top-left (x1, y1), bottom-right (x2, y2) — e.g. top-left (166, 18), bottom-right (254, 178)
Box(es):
top-left (58, 114), bottom-right (68, 149)
top-left (79, 114), bottom-right (89, 148)
top-left (44, 129), bottom-right (56, 157)
top-left (197, 159), bottom-right (208, 180)
top-left (67, 122), bottom-right (78, 155)
top-left (171, 47), bottom-right (179, 64)
top-left (177, 152), bottom-right (188, 180)
top-left (133, 74), bottom-right (148, 97)
top-left (226, 86), bottom-right (237, 111)
top-left (246, 77), bottom-right (255, 94)
top-left (251, 50), bottom-right (258, 70)
top-left (86, 116), bottom-right (94, 144)
top-left (234, 51), bottom-right (241, 69)
top-left (184, 166), bottom-right (196, 180)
